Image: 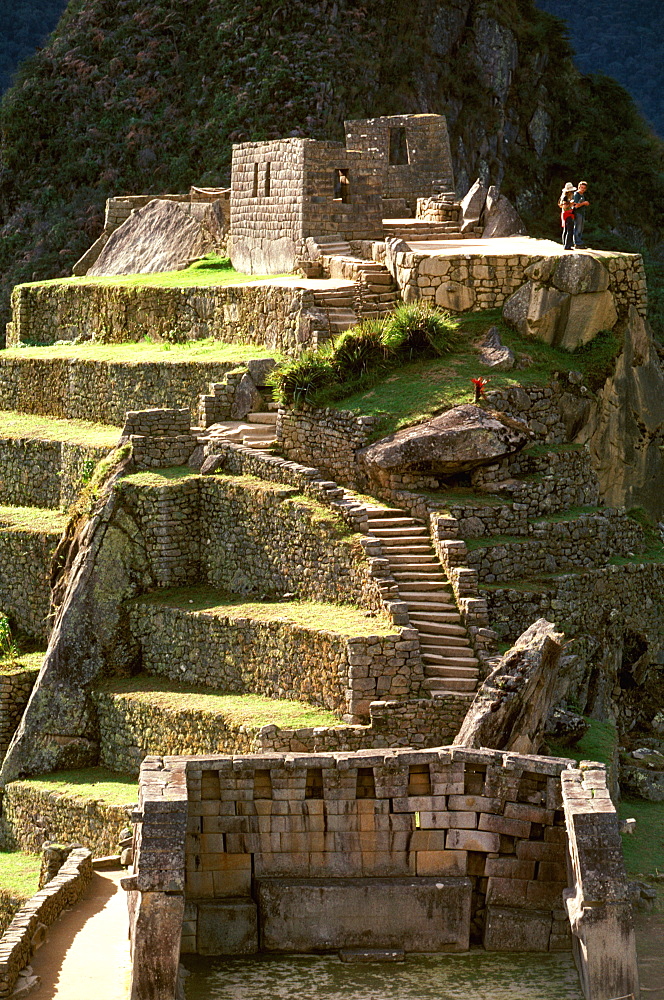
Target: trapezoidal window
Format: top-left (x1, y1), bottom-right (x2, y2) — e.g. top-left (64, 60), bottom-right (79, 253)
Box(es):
top-left (251, 162), bottom-right (259, 198)
top-left (264, 162), bottom-right (271, 197)
top-left (305, 768), bottom-right (324, 799)
top-left (253, 769), bottom-right (273, 799)
top-left (388, 126), bottom-right (409, 165)
top-left (356, 767), bottom-right (376, 799)
top-left (408, 764), bottom-right (431, 796)
top-left (333, 168), bottom-right (351, 203)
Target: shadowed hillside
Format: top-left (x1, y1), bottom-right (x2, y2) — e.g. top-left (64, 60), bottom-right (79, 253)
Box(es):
top-left (0, 0), bottom-right (663, 331)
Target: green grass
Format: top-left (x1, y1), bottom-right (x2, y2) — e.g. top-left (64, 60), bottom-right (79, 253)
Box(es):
top-left (96, 675), bottom-right (345, 728)
top-left (0, 852), bottom-right (41, 900)
top-left (533, 505), bottom-right (602, 524)
top-left (0, 411), bottom-right (121, 444)
top-left (12, 768), bottom-right (138, 805)
top-left (131, 584), bottom-right (394, 636)
top-left (619, 799), bottom-right (664, 877)
top-left (120, 466), bottom-right (200, 488)
top-left (320, 312), bottom-right (623, 439)
top-left (3, 339), bottom-right (280, 364)
top-left (0, 650), bottom-right (44, 675)
top-left (548, 718), bottom-right (618, 769)
top-left (17, 257), bottom-right (284, 291)
top-left (0, 504), bottom-right (67, 534)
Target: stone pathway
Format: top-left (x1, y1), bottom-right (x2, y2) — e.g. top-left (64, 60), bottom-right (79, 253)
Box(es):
top-left (29, 870), bottom-right (130, 1000)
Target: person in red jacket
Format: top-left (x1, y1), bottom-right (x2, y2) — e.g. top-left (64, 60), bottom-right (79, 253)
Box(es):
top-left (558, 182), bottom-right (576, 250)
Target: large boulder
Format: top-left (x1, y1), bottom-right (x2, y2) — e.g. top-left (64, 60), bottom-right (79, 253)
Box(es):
top-left (551, 254), bottom-right (610, 295)
top-left (454, 619), bottom-right (567, 753)
top-left (579, 306), bottom-right (664, 519)
top-left (88, 199), bottom-right (217, 276)
top-left (460, 178), bottom-right (488, 230)
top-left (358, 404), bottom-right (530, 480)
top-left (482, 190), bottom-right (526, 238)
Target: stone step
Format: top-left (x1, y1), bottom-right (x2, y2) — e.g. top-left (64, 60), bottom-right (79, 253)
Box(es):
top-left (386, 555), bottom-right (438, 566)
top-left (419, 634), bottom-right (472, 648)
top-left (397, 581), bottom-right (454, 593)
top-left (421, 644), bottom-right (477, 660)
top-left (423, 664), bottom-right (480, 679)
top-left (391, 570), bottom-right (447, 580)
top-left (379, 543), bottom-right (434, 554)
top-left (369, 527), bottom-right (429, 537)
top-left (412, 619), bottom-right (469, 636)
top-left (423, 677), bottom-right (478, 692)
top-left (365, 517), bottom-right (423, 528)
top-left (247, 412), bottom-right (278, 425)
top-left (423, 654), bottom-right (480, 668)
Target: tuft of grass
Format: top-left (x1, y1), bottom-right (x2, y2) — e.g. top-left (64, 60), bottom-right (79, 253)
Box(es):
top-left (0, 505), bottom-right (67, 534)
top-left (0, 411), bottom-right (121, 445)
top-left (0, 852), bottom-right (41, 901)
top-left (533, 505), bottom-right (602, 524)
top-left (131, 584), bottom-right (394, 636)
top-left (69, 443), bottom-right (131, 518)
top-left (12, 768), bottom-right (138, 805)
top-left (95, 675), bottom-right (345, 729)
top-left (3, 339), bottom-right (280, 364)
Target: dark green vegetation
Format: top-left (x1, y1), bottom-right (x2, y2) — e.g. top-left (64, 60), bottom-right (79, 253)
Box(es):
top-left (0, 0), bottom-right (67, 93)
top-left (535, 0), bottom-right (664, 137)
top-left (1, 0), bottom-right (663, 333)
top-left (274, 307), bottom-right (624, 439)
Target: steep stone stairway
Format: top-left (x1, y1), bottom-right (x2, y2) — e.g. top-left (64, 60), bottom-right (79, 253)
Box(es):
top-left (311, 285), bottom-right (359, 343)
top-left (363, 507), bottom-right (480, 696)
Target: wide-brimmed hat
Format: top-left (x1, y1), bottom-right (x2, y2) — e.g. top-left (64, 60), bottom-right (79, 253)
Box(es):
top-left (563, 182), bottom-right (575, 192)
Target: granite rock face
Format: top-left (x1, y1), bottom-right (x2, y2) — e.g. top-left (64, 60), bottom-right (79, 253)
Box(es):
top-left (478, 326), bottom-right (515, 369)
top-left (459, 178), bottom-right (488, 231)
top-left (482, 192), bottom-right (526, 238)
top-left (580, 307), bottom-right (664, 520)
top-left (88, 199), bottom-right (217, 276)
top-left (358, 404), bottom-right (530, 480)
top-left (454, 619), bottom-right (566, 753)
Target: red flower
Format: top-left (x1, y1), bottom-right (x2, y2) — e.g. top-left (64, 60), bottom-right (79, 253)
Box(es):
top-left (471, 376), bottom-right (489, 401)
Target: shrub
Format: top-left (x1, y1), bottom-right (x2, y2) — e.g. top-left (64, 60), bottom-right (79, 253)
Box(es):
top-left (381, 302), bottom-right (459, 357)
top-left (267, 351), bottom-right (334, 407)
top-left (0, 614), bottom-right (18, 664)
top-left (330, 319), bottom-right (390, 382)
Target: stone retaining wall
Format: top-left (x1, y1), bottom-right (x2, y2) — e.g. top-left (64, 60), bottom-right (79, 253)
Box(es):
top-left (0, 527), bottom-right (59, 640)
top-left (0, 669), bottom-right (39, 757)
top-left (0, 439), bottom-right (109, 509)
top-left (0, 848), bottom-right (92, 999)
top-left (277, 405), bottom-right (378, 488)
top-left (125, 601), bottom-right (422, 722)
top-left (9, 282), bottom-right (318, 355)
top-left (0, 357), bottom-right (251, 424)
top-left (1, 783), bottom-right (134, 855)
top-left (390, 246), bottom-right (646, 316)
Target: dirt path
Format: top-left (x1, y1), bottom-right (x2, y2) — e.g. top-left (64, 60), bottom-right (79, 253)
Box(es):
top-left (29, 869), bottom-right (130, 999)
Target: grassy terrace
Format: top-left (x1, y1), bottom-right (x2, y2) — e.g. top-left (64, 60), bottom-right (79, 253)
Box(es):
top-left (0, 852), bottom-right (41, 900)
top-left (131, 584), bottom-right (394, 636)
top-left (12, 767), bottom-right (137, 805)
top-left (0, 411), bottom-right (120, 444)
top-left (96, 675), bottom-right (345, 729)
top-left (320, 311), bottom-right (620, 439)
top-left (16, 255), bottom-right (283, 291)
top-left (0, 651), bottom-right (44, 674)
top-left (2, 339), bottom-right (280, 364)
top-left (0, 504), bottom-right (67, 533)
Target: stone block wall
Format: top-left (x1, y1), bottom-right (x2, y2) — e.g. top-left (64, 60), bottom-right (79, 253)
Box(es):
top-left (0, 356), bottom-right (253, 425)
top-left (121, 407), bottom-right (197, 470)
top-left (390, 247), bottom-right (646, 316)
top-left (0, 439), bottom-right (110, 509)
top-left (344, 114), bottom-right (455, 208)
top-left (1, 783), bottom-right (133, 855)
top-left (0, 668), bottom-right (39, 757)
top-left (277, 405), bottom-right (378, 489)
top-left (129, 747), bottom-right (579, 963)
top-left (125, 600), bottom-right (422, 721)
top-left (301, 141), bottom-right (383, 240)
top-left (0, 848), bottom-right (92, 1000)
top-left (9, 282), bottom-right (317, 354)
top-left (0, 526), bottom-right (60, 640)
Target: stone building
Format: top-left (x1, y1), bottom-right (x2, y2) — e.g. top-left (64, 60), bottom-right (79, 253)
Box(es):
top-left (344, 113), bottom-right (455, 212)
top-left (229, 114), bottom-right (454, 275)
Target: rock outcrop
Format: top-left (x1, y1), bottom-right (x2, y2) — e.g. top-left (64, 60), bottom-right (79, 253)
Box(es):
top-left (88, 199), bottom-right (219, 277)
top-left (454, 619), bottom-right (566, 753)
top-left (482, 186), bottom-right (526, 238)
top-left (478, 326), bottom-right (515, 369)
top-left (502, 253), bottom-right (618, 350)
top-left (358, 404), bottom-right (531, 480)
top-left (579, 306), bottom-right (664, 520)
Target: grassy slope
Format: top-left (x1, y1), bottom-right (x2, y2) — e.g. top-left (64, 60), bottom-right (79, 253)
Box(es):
top-left (131, 584), bottom-right (394, 635)
top-left (0, 852), bottom-right (41, 900)
top-left (4, 340), bottom-right (280, 364)
top-left (0, 0), bottom-right (662, 334)
top-left (96, 675), bottom-right (345, 728)
top-left (13, 767), bottom-right (137, 805)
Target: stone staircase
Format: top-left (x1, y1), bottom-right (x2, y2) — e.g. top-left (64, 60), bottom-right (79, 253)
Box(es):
top-left (311, 285), bottom-right (360, 343)
top-left (383, 220), bottom-right (484, 241)
top-left (199, 409), bottom-right (278, 450)
top-left (363, 507), bottom-right (480, 697)
top-left (320, 254), bottom-right (400, 322)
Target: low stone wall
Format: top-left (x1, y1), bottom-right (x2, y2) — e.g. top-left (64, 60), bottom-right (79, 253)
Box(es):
top-left (390, 245), bottom-right (646, 316)
top-left (0, 848), bottom-right (92, 1000)
top-left (277, 405), bottom-right (378, 489)
top-left (0, 527), bottom-right (59, 640)
top-left (483, 560), bottom-right (664, 646)
top-left (562, 764), bottom-right (639, 1000)
top-left (0, 356), bottom-right (252, 424)
top-left (1, 783), bottom-right (134, 855)
top-left (121, 407), bottom-right (198, 470)
top-left (0, 668), bottom-right (39, 757)
top-left (0, 438), bottom-right (109, 509)
top-left (125, 602), bottom-right (422, 722)
top-left (9, 282), bottom-right (318, 355)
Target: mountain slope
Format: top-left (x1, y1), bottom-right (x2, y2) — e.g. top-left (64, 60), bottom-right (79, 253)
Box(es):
top-left (0, 0), bottom-right (663, 330)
